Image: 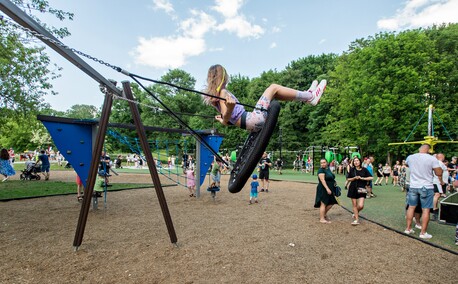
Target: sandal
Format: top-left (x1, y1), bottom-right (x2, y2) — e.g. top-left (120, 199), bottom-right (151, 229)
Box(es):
top-left (77, 196), bottom-right (83, 202)
top-left (319, 220), bottom-right (331, 224)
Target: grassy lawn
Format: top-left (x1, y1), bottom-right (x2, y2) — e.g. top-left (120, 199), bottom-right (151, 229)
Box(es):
top-left (0, 179), bottom-right (153, 200)
top-left (269, 169), bottom-right (457, 251)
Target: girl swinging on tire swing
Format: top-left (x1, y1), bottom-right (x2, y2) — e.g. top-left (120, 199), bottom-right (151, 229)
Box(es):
top-left (202, 64), bottom-right (327, 132)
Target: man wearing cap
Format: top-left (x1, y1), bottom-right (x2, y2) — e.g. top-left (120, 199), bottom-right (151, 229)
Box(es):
top-left (258, 152), bottom-right (272, 192)
top-left (404, 144), bottom-right (443, 239)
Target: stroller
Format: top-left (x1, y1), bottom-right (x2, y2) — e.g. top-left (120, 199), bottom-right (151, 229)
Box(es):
top-left (20, 161), bottom-right (42, 180)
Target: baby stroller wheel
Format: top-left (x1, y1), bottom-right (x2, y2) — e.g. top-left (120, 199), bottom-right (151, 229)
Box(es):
top-left (35, 175), bottom-right (41, 180)
top-left (20, 174), bottom-right (25, 180)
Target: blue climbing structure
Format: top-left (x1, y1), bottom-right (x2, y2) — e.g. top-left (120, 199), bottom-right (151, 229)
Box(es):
top-left (38, 115), bottom-right (96, 187)
top-left (198, 135), bottom-right (224, 186)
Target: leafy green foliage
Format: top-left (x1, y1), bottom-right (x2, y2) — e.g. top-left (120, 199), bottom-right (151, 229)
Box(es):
top-left (0, 0), bottom-right (73, 151)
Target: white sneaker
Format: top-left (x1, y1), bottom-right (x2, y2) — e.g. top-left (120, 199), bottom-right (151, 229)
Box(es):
top-left (307, 80), bottom-right (318, 92)
top-left (419, 232), bottom-right (432, 239)
top-left (2, 177), bottom-right (8, 182)
top-left (308, 79), bottom-right (326, 106)
top-left (414, 224), bottom-right (422, 230)
top-left (404, 229), bottom-right (415, 234)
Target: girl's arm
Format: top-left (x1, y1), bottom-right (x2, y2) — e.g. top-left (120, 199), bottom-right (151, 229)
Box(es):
top-left (216, 90), bottom-right (236, 125)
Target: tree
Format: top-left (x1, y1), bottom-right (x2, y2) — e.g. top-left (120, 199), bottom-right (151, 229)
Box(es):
top-left (1, 0), bottom-right (73, 112)
top-left (65, 104), bottom-right (99, 119)
top-left (324, 25), bottom-right (458, 162)
top-left (0, 0), bottom-right (73, 151)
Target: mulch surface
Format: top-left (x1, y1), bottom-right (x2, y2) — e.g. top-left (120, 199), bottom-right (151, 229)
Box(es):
top-left (1, 171), bottom-right (456, 283)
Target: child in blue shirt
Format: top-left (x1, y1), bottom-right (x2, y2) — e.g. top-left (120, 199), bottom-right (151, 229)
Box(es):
top-left (249, 174), bottom-right (259, 205)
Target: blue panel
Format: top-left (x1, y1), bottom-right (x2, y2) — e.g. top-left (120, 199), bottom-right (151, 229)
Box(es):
top-left (41, 121), bottom-right (93, 187)
top-left (199, 135), bottom-right (223, 186)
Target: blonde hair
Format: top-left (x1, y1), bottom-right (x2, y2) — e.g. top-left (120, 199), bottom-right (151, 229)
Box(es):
top-left (203, 64), bottom-right (228, 105)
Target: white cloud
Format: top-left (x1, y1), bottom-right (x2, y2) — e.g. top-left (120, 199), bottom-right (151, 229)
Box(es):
top-left (151, 0), bottom-right (174, 14)
top-left (132, 36), bottom-right (206, 69)
top-left (212, 0), bottom-right (244, 18)
top-left (133, 0), bottom-right (266, 69)
top-left (215, 15), bottom-right (264, 38)
top-left (377, 0), bottom-right (458, 30)
top-left (270, 42), bottom-right (277, 49)
top-left (212, 0), bottom-right (265, 38)
top-left (319, 39), bottom-right (326, 45)
top-left (180, 10), bottom-right (217, 38)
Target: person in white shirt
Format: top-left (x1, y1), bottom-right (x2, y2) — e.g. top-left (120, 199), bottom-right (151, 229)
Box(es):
top-left (432, 153), bottom-right (449, 219)
top-left (404, 144), bottom-right (443, 239)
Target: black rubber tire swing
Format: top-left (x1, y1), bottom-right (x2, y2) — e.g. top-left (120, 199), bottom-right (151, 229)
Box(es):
top-left (228, 100), bottom-right (281, 193)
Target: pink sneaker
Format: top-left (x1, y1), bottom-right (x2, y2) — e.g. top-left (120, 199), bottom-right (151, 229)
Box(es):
top-left (308, 79), bottom-right (326, 106)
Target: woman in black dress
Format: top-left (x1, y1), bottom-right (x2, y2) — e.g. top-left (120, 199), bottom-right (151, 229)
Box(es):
top-left (346, 157), bottom-right (373, 225)
top-left (374, 163), bottom-right (384, 186)
top-left (314, 159), bottom-right (338, 224)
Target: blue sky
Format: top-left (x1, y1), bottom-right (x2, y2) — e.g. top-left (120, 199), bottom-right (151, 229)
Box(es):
top-left (26, 0), bottom-right (458, 111)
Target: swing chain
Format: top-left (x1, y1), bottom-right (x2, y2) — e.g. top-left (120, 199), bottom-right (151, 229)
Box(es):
top-left (3, 17), bottom-right (123, 73)
top-left (103, 89), bottom-right (165, 113)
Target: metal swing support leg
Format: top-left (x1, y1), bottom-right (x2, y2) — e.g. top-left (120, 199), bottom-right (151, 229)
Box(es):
top-left (122, 81), bottom-right (177, 244)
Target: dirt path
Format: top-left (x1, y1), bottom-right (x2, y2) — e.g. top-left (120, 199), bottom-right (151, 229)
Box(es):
top-left (1, 171), bottom-right (456, 283)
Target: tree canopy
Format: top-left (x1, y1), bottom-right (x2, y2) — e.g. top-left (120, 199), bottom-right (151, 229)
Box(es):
top-left (2, 6), bottom-right (457, 163)
top-left (0, 0), bottom-right (73, 150)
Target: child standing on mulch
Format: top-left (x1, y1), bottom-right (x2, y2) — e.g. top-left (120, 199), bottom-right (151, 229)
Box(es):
top-left (76, 174), bottom-right (84, 202)
top-left (249, 174), bottom-right (259, 205)
top-left (186, 167), bottom-right (196, 197)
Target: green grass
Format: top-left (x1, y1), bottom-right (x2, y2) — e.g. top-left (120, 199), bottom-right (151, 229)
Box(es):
top-left (12, 161), bottom-right (75, 172)
top-left (0, 180), bottom-right (152, 200)
top-left (270, 169), bottom-right (458, 252)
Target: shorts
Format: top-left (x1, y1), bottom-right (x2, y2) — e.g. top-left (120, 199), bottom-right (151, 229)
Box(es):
top-left (243, 95), bottom-right (270, 132)
top-left (259, 170), bottom-right (269, 180)
top-left (41, 164), bottom-right (50, 173)
top-left (433, 184), bottom-right (447, 194)
top-left (250, 192), bottom-right (258, 198)
top-left (407, 187), bottom-right (434, 209)
top-left (383, 173), bottom-right (390, 177)
top-left (211, 172), bottom-right (221, 182)
top-left (405, 185), bottom-right (422, 213)
top-left (433, 184), bottom-right (439, 193)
